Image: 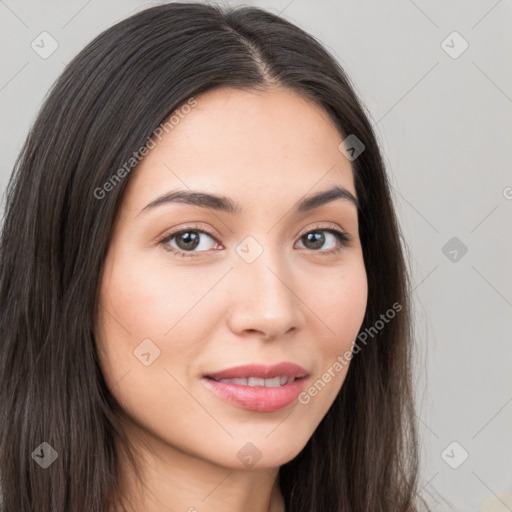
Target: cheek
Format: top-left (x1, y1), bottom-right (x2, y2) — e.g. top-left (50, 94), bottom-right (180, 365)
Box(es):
top-left (95, 252), bottom-right (208, 417)
top-left (100, 250), bottom-right (220, 338)
top-left (305, 263), bottom-right (367, 396)
top-left (335, 276), bottom-right (367, 346)
top-left (313, 260), bottom-right (368, 351)
top-left (293, 260), bottom-right (367, 409)
top-left (96, 249), bottom-right (229, 384)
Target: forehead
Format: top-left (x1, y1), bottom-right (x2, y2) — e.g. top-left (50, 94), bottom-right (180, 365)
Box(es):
top-left (122, 86), bottom-right (356, 212)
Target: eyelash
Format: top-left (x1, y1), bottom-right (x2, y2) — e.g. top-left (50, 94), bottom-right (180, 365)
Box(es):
top-left (157, 223), bottom-right (352, 259)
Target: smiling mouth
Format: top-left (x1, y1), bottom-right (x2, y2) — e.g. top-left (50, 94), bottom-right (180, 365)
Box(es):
top-left (207, 376), bottom-right (298, 387)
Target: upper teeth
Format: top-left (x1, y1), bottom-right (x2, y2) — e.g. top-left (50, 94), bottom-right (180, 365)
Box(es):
top-left (216, 376), bottom-right (295, 387)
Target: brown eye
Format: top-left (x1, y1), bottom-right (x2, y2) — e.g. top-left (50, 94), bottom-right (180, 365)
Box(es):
top-left (158, 226), bottom-right (220, 257)
top-left (174, 231), bottom-right (201, 251)
top-left (296, 228), bottom-right (351, 253)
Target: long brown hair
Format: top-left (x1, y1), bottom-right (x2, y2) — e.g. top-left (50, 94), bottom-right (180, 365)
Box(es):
top-left (0, 3), bottom-right (428, 511)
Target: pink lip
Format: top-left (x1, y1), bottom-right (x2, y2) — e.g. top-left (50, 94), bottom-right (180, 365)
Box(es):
top-left (205, 362), bottom-right (308, 380)
top-left (202, 363), bottom-right (309, 412)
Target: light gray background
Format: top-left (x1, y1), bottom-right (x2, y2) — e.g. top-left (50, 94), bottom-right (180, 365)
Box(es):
top-left (1, 1), bottom-right (511, 510)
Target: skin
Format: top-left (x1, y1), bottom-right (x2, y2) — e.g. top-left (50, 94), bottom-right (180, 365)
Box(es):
top-left (96, 85), bottom-right (368, 512)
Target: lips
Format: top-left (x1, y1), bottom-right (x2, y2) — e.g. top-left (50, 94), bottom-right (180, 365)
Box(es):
top-left (202, 362), bottom-right (309, 412)
top-left (205, 362), bottom-right (308, 381)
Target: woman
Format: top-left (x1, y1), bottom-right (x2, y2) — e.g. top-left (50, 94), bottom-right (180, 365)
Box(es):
top-left (0, 2), bottom-right (428, 511)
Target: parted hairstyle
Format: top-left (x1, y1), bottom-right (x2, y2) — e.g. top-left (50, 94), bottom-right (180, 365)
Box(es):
top-left (0, 2), bottom-right (429, 511)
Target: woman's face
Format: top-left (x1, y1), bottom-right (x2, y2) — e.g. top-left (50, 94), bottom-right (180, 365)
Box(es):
top-left (96, 86), bottom-right (368, 470)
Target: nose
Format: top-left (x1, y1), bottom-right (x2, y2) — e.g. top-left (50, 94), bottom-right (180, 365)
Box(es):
top-left (225, 248), bottom-right (305, 341)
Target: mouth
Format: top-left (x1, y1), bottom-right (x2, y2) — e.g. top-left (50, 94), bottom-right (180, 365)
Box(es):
top-left (201, 362), bottom-right (309, 412)
top-left (207, 375), bottom-right (299, 387)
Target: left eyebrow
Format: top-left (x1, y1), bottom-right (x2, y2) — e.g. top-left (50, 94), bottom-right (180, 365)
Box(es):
top-left (138, 184), bottom-right (359, 216)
